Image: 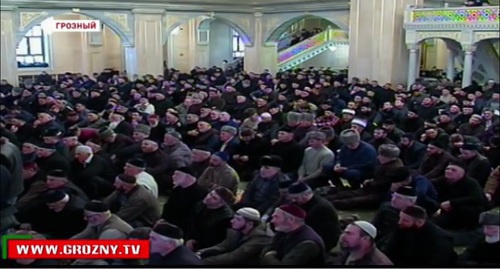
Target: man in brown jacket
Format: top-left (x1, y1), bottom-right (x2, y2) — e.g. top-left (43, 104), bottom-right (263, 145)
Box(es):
top-left (198, 152), bottom-right (240, 195)
top-left (484, 166), bottom-right (500, 207)
top-left (260, 204), bottom-right (326, 266)
top-left (71, 200), bottom-right (133, 240)
top-left (199, 207), bottom-right (271, 265)
top-left (71, 200), bottom-right (133, 266)
top-left (419, 141), bottom-right (456, 182)
top-left (103, 174), bottom-right (160, 227)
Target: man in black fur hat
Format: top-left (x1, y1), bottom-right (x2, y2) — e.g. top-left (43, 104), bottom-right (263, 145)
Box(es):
top-left (149, 221), bottom-right (203, 265)
top-left (238, 155), bottom-right (291, 214)
top-left (458, 210), bottom-right (500, 265)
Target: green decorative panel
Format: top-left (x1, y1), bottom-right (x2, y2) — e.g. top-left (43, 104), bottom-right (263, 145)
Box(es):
top-left (411, 7), bottom-right (499, 23)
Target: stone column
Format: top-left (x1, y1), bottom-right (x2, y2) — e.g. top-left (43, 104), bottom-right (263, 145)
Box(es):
top-left (462, 45), bottom-right (475, 88)
top-left (124, 46), bottom-right (138, 78)
top-left (407, 44), bottom-right (419, 88)
top-left (1, 9), bottom-right (18, 86)
top-left (348, 0), bottom-right (423, 84)
top-left (244, 12), bottom-right (278, 74)
top-left (446, 50), bottom-right (456, 81)
top-left (124, 9), bottom-right (164, 77)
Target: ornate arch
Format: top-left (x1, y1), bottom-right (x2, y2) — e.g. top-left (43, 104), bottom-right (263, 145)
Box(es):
top-left (264, 13), bottom-right (349, 44)
top-left (15, 9), bottom-right (134, 46)
top-left (472, 32), bottom-right (500, 45)
top-left (164, 12), bottom-right (253, 46)
top-left (198, 17), bottom-right (212, 31)
top-left (416, 37), bottom-right (463, 52)
top-left (413, 31), bottom-right (462, 47)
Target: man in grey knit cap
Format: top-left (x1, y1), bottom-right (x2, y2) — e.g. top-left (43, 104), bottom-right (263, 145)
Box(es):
top-left (319, 129), bottom-right (378, 190)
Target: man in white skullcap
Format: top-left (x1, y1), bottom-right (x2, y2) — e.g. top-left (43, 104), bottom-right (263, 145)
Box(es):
top-left (331, 221), bottom-right (393, 266)
top-left (198, 207), bottom-right (271, 265)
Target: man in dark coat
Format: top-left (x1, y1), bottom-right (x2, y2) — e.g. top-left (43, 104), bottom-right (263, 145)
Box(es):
top-left (384, 205), bottom-right (457, 266)
top-left (399, 133), bottom-right (426, 169)
top-left (189, 146), bottom-right (211, 178)
top-left (231, 129), bottom-right (270, 182)
top-left (16, 169), bottom-right (89, 225)
top-left (161, 167), bottom-right (207, 232)
top-left (71, 145), bottom-right (115, 199)
top-left (138, 139), bottom-right (170, 189)
top-left (432, 161), bottom-right (488, 231)
top-left (184, 187), bottom-right (235, 251)
top-left (270, 127), bottom-right (304, 178)
top-left (457, 211), bottom-right (500, 265)
top-left (109, 112), bottom-right (133, 137)
top-left (98, 126), bottom-right (134, 157)
top-left (149, 222), bottom-right (203, 266)
top-left (371, 186), bottom-right (418, 248)
top-left (0, 138), bottom-right (24, 233)
top-left (28, 190), bottom-right (87, 239)
top-left (238, 155), bottom-right (290, 214)
top-left (10, 114), bottom-right (34, 144)
top-left (287, 182), bottom-right (341, 252)
top-left (260, 204), bottom-right (326, 266)
top-left (459, 143), bottom-right (492, 187)
top-left (35, 142), bottom-right (70, 173)
top-left (18, 162), bottom-right (46, 199)
top-left (41, 127), bottom-right (70, 160)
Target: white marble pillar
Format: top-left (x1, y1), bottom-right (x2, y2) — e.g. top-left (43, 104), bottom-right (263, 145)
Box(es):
top-left (462, 45), bottom-right (475, 88)
top-left (407, 44), bottom-right (419, 88)
top-left (446, 50), bottom-right (456, 81)
top-left (244, 12), bottom-right (278, 74)
top-left (124, 9), bottom-right (164, 77)
top-left (1, 9), bottom-right (18, 86)
top-left (124, 46), bottom-right (138, 79)
top-left (348, 0), bottom-right (423, 84)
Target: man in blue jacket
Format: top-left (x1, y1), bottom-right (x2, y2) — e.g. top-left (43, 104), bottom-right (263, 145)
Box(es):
top-left (322, 129), bottom-right (378, 189)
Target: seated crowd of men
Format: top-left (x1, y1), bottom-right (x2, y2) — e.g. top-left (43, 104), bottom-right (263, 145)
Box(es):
top-left (0, 66), bottom-right (499, 266)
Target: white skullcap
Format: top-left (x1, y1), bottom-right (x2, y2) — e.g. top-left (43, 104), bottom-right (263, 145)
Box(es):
top-left (342, 109), bottom-right (356, 115)
top-left (261, 112), bottom-right (272, 118)
top-left (351, 118), bottom-right (367, 128)
top-left (236, 207), bottom-right (261, 222)
top-left (353, 220), bottom-right (377, 239)
top-left (75, 145), bottom-right (93, 154)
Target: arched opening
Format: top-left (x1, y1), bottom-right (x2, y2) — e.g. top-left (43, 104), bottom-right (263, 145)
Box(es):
top-left (416, 37), bottom-right (463, 81)
top-left (199, 18), bottom-right (246, 68)
top-left (472, 38), bottom-right (500, 83)
top-left (17, 13), bottom-right (124, 79)
top-left (165, 16), bottom-right (250, 72)
top-left (266, 15), bottom-right (343, 51)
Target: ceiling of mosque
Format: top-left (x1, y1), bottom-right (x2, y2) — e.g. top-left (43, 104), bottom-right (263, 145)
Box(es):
top-left (2, 0), bottom-right (492, 12)
top-left (3, 0), bottom-right (350, 12)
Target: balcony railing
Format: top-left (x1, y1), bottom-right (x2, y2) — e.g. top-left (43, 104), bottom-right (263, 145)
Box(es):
top-left (277, 28), bottom-right (348, 64)
top-left (405, 6), bottom-right (499, 25)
